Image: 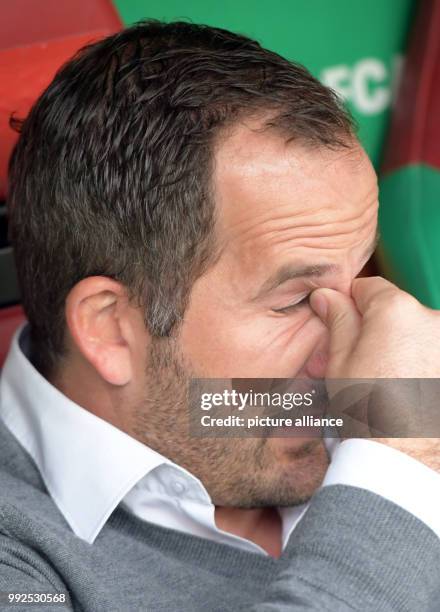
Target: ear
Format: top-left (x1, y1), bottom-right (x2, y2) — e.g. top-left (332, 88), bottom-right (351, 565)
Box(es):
top-left (65, 277), bottom-right (143, 386)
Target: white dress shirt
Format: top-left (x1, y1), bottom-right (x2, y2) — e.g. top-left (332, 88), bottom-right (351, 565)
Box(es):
top-left (0, 324), bottom-right (439, 556)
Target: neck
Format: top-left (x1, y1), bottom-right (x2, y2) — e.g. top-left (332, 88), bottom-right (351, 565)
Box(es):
top-left (215, 506), bottom-right (282, 558)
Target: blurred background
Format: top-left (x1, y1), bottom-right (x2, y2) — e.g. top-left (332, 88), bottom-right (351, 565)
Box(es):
top-left (1, 0), bottom-right (439, 364)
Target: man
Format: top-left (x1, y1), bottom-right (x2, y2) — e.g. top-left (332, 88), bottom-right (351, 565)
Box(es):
top-left (0, 20), bottom-right (439, 611)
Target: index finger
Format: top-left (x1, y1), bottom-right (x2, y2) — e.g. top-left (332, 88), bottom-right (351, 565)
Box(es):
top-left (351, 276), bottom-right (398, 315)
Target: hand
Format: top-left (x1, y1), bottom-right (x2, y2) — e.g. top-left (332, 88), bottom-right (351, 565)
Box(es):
top-left (310, 276), bottom-right (440, 472)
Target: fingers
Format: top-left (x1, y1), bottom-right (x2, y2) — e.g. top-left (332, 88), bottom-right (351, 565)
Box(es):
top-left (351, 276), bottom-right (398, 315)
top-left (309, 287), bottom-right (361, 371)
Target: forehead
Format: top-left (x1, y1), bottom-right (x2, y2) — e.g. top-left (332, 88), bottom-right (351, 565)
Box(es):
top-left (212, 120), bottom-right (378, 275)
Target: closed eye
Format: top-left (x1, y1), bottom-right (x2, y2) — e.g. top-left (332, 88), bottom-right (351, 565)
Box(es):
top-left (272, 294), bottom-right (311, 314)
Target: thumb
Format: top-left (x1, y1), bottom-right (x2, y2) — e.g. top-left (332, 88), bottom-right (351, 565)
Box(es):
top-left (309, 288), bottom-right (362, 369)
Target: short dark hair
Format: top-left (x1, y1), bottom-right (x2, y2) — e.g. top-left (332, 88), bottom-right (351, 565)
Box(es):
top-left (7, 20), bottom-right (354, 376)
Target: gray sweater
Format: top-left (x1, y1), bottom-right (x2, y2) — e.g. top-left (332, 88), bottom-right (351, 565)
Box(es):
top-left (0, 419), bottom-right (439, 612)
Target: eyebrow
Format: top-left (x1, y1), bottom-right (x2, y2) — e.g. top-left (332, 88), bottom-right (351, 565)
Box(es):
top-left (252, 229), bottom-right (380, 301)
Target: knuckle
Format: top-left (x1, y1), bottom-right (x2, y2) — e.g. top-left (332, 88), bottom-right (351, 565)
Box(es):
top-left (372, 289), bottom-right (419, 319)
top-left (388, 290), bottom-right (418, 310)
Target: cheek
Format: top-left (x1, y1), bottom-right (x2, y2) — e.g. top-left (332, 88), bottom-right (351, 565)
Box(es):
top-left (256, 311), bottom-right (328, 377)
top-left (181, 303), bottom-right (327, 378)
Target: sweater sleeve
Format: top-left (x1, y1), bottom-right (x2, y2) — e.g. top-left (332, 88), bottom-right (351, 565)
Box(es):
top-left (252, 485), bottom-right (440, 612)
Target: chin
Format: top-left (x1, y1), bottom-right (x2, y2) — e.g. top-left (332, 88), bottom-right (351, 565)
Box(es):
top-left (270, 435), bottom-right (326, 457)
top-left (270, 437), bottom-right (329, 501)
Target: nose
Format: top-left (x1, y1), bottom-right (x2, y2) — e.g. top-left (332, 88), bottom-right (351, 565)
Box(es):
top-left (305, 342), bottom-right (329, 379)
top-left (336, 277), bottom-right (355, 299)
top-left (297, 318), bottom-right (329, 379)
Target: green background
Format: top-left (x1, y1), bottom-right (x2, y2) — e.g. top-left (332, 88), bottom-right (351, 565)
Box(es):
top-left (379, 165), bottom-right (440, 307)
top-left (113, 0), bottom-right (415, 168)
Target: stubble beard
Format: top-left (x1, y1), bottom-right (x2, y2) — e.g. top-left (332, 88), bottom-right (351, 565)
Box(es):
top-left (131, 336), bottom-right (329, 508)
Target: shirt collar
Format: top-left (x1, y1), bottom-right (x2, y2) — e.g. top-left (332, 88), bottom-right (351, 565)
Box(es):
top-left (0, 324), bottom-right (172, 543)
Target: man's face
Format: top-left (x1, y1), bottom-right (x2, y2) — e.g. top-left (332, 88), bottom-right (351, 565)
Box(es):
top-left (132, 121), bottom-right (379, 508)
